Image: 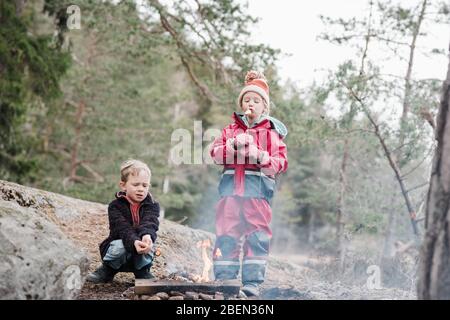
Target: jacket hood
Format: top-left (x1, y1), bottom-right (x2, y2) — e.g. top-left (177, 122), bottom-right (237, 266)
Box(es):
top-left (233, 112), bottom-right (288, 139)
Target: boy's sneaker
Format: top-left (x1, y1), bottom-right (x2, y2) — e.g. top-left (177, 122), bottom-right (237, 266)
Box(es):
top-left (241, 283), bottom-right (260, 297)
top-left (86, 264), bottom-right (117, 283)
top-left (133, 267), bottom-right (154, 279)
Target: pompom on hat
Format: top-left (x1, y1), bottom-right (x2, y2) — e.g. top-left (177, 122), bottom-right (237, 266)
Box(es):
top-left (237, 70), bottom-right (270, 112)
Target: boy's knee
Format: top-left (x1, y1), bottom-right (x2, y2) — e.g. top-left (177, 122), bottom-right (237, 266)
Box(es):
top-left (103, 240), bottom-right (127, 262)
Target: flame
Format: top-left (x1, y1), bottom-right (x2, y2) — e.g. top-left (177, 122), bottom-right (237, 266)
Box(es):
top-left (196, 239), bottom-right (212, 282)
top-left (214, 248), bottom-right (222, 258)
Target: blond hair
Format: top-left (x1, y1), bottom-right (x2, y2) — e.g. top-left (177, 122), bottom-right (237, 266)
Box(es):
top-left (120, 159), bottom-right (151, 182)
top-left (263, 100), bottom-right (270, 115)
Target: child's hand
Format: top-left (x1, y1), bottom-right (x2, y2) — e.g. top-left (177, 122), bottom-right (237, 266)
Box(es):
top-left (134, 240), bottom-right (149, 254)
top-left (235, 133), bottom-right (254, 149)
top-left (141, 235), bottom-right (153, 254)
top-left (226, 138), bottom-right (237, 151)
top-left (239, 143), bottom-right (259, 163)
top-left (239, 143), bottom-right (269, 165)
top-left (247, 143), bottom-right (259, 162)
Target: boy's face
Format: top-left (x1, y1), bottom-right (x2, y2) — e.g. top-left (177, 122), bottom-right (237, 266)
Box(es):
top-left (241, 91), bottom-right (266, 122)
top-left (119, 170), bottom-right (150, 203)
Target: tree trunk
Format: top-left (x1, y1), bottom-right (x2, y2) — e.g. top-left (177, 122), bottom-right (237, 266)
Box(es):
top-left (381, 191), bottom-right (398, 259)
top-left (67, 34), bottom-right (96, 183)
top-left (398, 0), bottom-right (428, 164)
top-left (14, 0), bottom-right (27, 16)
top-left (43, 122), bottom-right (52, 152)
top-left (308, 209), bottom-right (316, 245)
top-left (336, 138), bottom-right (350, 259)
top-left (335, 1), bottom-right (373, 265)
top-left (159, 175), bottom-right (170, 219)
top-left (401, 0), bottom-right (428, 126)
top-left (417, 43), bottom-right (450, 299)
top-left (69, 101), bottom-right (86, 181)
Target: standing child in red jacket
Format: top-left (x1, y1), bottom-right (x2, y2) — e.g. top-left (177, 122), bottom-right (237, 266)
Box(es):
top-left (86, 159), bottom-right (160, 283)
top-left (210, 71), bottom-right (288, 297)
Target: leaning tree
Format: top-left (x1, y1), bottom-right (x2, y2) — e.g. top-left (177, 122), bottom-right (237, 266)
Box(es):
top-left (418, 41), bottom-right (450, 300)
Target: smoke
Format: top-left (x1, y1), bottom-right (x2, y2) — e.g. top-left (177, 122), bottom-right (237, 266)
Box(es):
top-left (190, 181), bottom-right (220, 233)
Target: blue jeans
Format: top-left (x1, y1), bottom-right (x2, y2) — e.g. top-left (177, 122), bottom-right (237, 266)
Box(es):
top-left (103, 240), bottom-right (154, 270)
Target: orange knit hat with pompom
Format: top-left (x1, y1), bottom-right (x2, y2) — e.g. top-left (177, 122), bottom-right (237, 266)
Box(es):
top-left (237, 70), bottom-right (270, 111)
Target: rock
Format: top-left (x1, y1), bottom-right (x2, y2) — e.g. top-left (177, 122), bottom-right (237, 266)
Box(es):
top-left (0, 179), bottom-right (318, 300)
top-left (155, 292), bottom-right (170, 300)
top-left (0, 200), bottom-right (89, 300)
top-left (122, 287), bottom-right (135, 299)
top-left (0, 180), bottom-right (104, 222)
top-left (185, 291), bottom-right (199, 300)
top-left (169, 290), bottom-right (184, 297)
top-left (141, 295), bottom-right (161, 300)
top-left (336, 287), bottom-right (350, 298)
top-left (169, 296), bottom-right (184, 300)
top-left (260, 286), bottom-right (314, 300)
top-left (214, 292), bottom-right (224, 300)
top-left (198, 293), bottom-right (213, 300)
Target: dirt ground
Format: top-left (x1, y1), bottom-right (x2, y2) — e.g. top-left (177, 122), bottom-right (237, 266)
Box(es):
top-left (55, 209), bottom-right (141, 300)
top-left (1, 180), bottom-right (418, 300)
top-left (59, 208), bottom-right (417, 300)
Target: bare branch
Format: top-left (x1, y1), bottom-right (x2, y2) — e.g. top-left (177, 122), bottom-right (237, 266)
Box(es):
top-left (406, 181), bottom-right (430, 193)
top-left (340, 79), bottom-right (420, 235)
top-left (401, 143), bottom-right (435, 179)
top-left (149, 0), bottom-right (217, 103)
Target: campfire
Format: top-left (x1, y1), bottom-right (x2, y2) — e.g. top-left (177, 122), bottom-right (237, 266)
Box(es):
top-left (134, 238), bottom-right (241, 300)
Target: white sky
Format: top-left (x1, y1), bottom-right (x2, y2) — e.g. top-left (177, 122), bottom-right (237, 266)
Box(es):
top-left (246, 0), bottom-right (450, 87)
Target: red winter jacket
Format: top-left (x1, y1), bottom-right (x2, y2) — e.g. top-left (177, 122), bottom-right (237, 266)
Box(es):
top-left (210, 112), bottom-right (288, 202)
